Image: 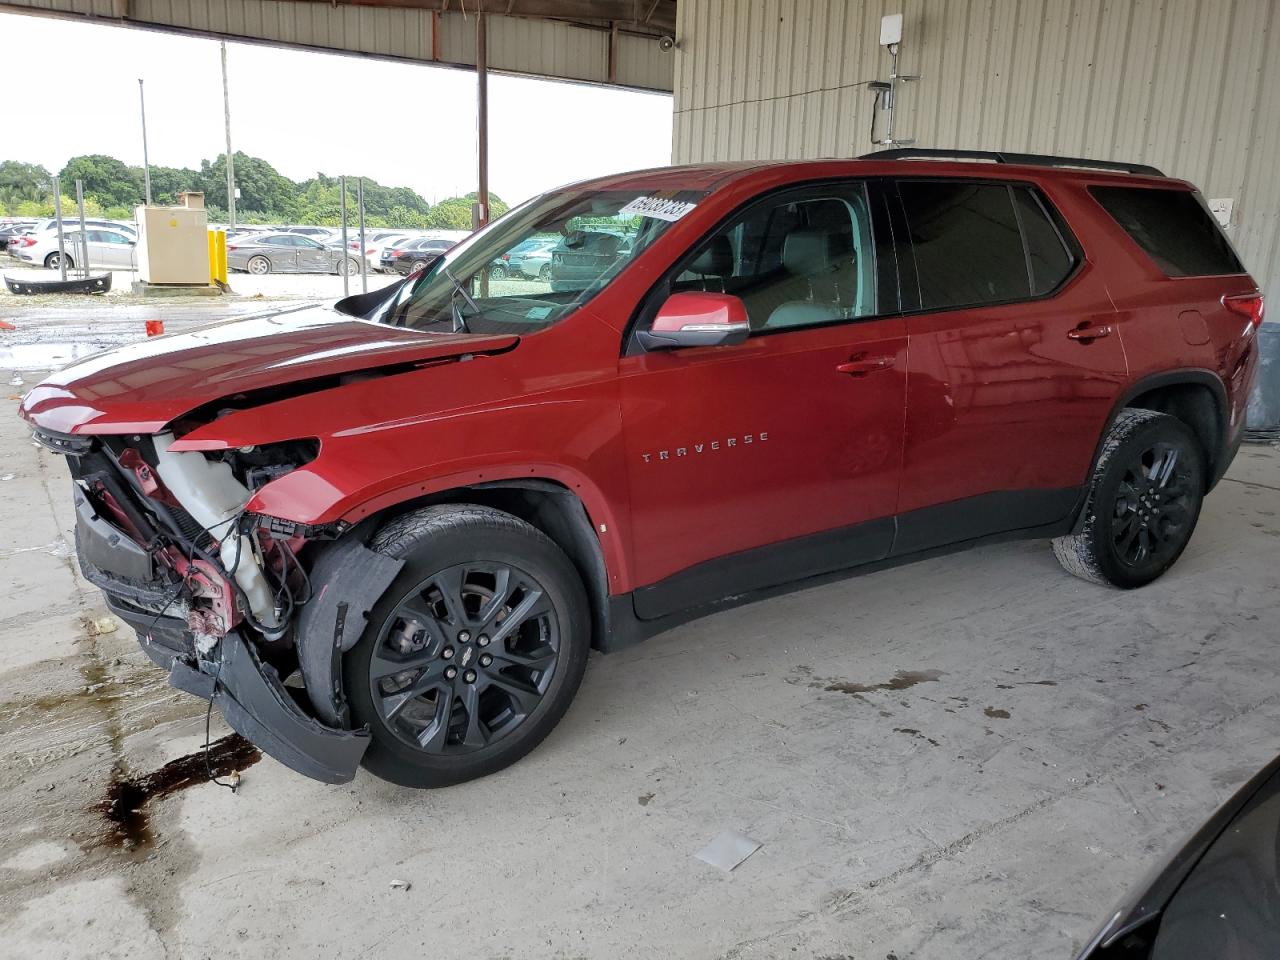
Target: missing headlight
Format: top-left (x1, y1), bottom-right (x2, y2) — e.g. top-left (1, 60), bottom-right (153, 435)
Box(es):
top-left (216, 439), bottom-right (320, 490)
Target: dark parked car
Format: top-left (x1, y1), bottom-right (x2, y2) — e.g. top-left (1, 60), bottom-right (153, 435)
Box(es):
top-left (382, 237), bottom-right (455, 275)
top-left (226, 232), bottom-right (361, 276)
top-left (1077, 754), bottom-right (1280, 959)
top-left (549, 230), bottom-right (632, 291)
top-left (19, 150), bottom-right (1263, 790)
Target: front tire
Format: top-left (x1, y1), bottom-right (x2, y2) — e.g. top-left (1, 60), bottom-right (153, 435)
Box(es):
top-left (345, 505), bottom-right (590, 788)
top-left (1052, 408), bottom-right (1205, 589)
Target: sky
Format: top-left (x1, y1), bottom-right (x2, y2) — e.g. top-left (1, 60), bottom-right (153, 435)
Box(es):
top-left (0, 11), bottom-right (673, 206)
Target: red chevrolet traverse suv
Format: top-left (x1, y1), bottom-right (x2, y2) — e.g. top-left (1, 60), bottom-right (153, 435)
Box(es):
top-left (20, 150), bottom-right (1263, 787)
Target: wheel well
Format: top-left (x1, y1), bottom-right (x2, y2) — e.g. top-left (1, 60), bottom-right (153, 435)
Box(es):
top-left (1124, 381), bottom-right (1221, 484)
top-left (370, 481), bottom-right (612, 650)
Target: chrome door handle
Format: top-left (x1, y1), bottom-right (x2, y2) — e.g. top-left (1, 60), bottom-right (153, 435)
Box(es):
top-left (836, 355), bottom-right (896, 376)
top-left (1067, 324), bottom-right (1113, 341)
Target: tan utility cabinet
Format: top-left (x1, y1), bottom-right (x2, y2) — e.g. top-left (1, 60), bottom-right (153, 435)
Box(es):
top-left (136, 199), bottom-right (209, 285)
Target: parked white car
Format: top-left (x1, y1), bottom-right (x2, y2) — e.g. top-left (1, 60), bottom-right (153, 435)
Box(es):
top-left (7, 218), bottom-right (137, 263)
top-left (15, 227), bottom-right (137, 271)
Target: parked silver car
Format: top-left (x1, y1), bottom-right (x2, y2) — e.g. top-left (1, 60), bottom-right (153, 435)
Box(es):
top-left (500, 236), bottom-right (559, 280)
top-left (226, 233), bottom-right (361, 275)
top-left (16, 227), bottom-right (137, 271)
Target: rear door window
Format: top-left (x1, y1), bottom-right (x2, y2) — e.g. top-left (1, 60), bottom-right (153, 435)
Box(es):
top-left (897, 181), bottom-right (1029, 309)
top-left (1090, 185), bottom-right (1244, 277)
top-left (1014, 187), bottom-right (1076, 295)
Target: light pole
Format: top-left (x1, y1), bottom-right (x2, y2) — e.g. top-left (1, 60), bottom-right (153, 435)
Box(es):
top-left (138, 78), bottom-right (152, 205)
top-left (220, 41), bottom-right (237, 227)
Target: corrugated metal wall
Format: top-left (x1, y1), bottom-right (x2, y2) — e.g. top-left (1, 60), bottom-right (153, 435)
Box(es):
top-left (673, 0), bottom-right (1280, 425)
top-left (0, 0), bottom-right (675, 91)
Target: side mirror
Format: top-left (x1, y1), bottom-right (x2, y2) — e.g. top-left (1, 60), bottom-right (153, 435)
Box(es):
top-left (636, 292), bottom-right (750, 351)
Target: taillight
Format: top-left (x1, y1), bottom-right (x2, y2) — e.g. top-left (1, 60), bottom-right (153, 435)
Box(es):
top-left (1223, 293), bottom-right (1265, 328)
top-left (501, 253), bottom-right (509, 261)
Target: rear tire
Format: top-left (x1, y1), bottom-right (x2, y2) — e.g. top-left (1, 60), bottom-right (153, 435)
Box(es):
top-left (247, 255), bottom-right (271, 275)
top-left (1052, 408), bottom-right (1205, 589)
top-left (345, 505), bottom-right (590, 788)
top-left (44, 251), bottom-right (72, 270)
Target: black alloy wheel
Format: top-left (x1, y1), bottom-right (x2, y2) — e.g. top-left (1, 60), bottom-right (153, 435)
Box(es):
top-left (1109, 440), bottom-right (1197, 569)
top-left (1053, 408), bottom-right (1205, 588)
top-left (346, 504), bottom-right (589, 787)
top-left (370, 561), bottom-right (560, 754)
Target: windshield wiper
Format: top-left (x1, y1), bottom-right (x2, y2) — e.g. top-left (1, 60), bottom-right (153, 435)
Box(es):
top-left (443, 266), bottom-right (480, 334)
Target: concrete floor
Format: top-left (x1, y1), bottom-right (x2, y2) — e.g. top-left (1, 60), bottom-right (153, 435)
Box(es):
top-left (1, 349), bottom-right (1278, 958)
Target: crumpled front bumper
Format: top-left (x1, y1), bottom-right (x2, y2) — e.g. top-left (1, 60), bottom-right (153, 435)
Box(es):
top-left (77, 493), bottom-right (370, 784)
top-left (107, 597), bottom-right (370, 785)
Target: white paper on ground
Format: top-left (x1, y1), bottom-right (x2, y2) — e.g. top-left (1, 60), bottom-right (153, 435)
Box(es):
top-left (695, 830), bottom-right (762, 872)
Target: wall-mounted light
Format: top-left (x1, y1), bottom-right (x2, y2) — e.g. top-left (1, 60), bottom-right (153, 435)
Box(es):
top-left (867, 13), bottom-right (919, 147)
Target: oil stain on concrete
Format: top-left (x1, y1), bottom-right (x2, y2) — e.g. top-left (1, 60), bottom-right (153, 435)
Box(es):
top-left (788, 665), bottom-right (945, 700)
top-left (98, 733), bottom-right (261, 854)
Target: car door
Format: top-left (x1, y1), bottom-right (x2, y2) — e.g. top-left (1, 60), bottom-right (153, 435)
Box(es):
top-left (618, 181), bottom-right (907, 619)
top-left (83, 231), bottom-right (114, 268)
top-left (96, 230), bottom-right (135, 268)
top-left (265, 236), bottom-right (298, 272)
top-left (889, 178), bottom-right (1128, 554)
top-left (294, 236), bottom-right (331, 273)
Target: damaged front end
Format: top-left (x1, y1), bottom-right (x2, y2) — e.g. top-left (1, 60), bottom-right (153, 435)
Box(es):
top-left (41, 425), bottom-right (389, 784)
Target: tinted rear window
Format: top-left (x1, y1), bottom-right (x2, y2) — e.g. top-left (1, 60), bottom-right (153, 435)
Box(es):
top-left (1015, 187), bottom-right (1075, 295)
top-left (1090, 186), bottom-right (1244, 277)
top-left (898, 181), bottom-right (1028, 309)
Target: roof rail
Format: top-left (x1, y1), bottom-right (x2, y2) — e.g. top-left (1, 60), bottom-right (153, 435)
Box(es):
top-left (858, 148), bottom-right (1164, 178)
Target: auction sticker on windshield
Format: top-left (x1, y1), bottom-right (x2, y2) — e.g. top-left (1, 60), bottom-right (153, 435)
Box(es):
top-left (619, 196), bottom-right (698, 221)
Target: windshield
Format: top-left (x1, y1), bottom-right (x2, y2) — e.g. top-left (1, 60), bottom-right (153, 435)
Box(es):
top-left (373, 185), bottom-right (706, 335)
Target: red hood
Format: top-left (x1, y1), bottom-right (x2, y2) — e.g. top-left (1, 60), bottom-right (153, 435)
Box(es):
top-left (19, 306), bottom-right (518, 435)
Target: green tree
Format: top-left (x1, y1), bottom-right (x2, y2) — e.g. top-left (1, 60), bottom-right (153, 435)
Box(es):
top-left (142, 164), bottom-right (201, 205)
top-left (3, 150), bottom-right (493, 229)
top-left (197, 152), bottom-right (299, 221)
top-left (425, 192), bottom-right (508, 230)
top-left (0, 160), bottom-right (52, 208)
top-left (58, 155), bottom-right (143, 209)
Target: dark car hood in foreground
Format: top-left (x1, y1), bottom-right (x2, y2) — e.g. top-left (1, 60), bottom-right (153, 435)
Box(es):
top-left (19, 305), bottom-right (518, 435)
top-left (1078, 753), bottom-right (1280, 958)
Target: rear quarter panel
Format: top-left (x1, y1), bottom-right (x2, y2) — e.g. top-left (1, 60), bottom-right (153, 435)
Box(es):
top-left (1066, 178), bottom-right (1262, 442)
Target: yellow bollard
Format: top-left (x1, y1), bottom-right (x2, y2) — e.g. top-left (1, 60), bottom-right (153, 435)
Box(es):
top-left (216, 230), bottom-right (228, 285)
top-left (208, 230), bottom-right (217, 284)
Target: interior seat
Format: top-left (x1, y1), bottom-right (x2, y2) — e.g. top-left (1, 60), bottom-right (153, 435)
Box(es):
top-left (685, 235), bottom-right (733, 292)
top-left (756, 228), bottom-right (856, 329)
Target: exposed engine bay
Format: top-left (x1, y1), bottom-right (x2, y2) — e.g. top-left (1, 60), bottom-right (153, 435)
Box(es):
top-left (48, 425), bottom-right (329, 656)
